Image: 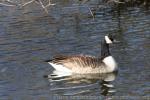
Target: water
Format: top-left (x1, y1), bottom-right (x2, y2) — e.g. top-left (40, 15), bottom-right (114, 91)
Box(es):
top-left (0, 0), bottom-right (150, 99)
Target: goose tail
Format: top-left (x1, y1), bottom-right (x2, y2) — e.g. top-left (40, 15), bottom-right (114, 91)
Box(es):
top-left (45, 59), bottom-right (52, 62)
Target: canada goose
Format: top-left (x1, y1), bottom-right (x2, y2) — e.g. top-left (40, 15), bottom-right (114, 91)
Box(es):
top-left (46, 34), bottom-right (117, 74)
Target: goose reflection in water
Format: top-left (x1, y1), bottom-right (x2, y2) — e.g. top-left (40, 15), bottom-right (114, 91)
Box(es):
top-left (47, 70), bottom-right (118, 96)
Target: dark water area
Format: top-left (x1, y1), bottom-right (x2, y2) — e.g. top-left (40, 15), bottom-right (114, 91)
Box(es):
top-left (0, 0), bottom-right (150, 100)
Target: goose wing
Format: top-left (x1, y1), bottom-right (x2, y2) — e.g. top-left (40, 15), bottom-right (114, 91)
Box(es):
top-left (50, 55), bottom-right (102, 69)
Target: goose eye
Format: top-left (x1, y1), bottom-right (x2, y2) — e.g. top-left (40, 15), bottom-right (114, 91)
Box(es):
top-left (108, 34), bottom-right (114, 42)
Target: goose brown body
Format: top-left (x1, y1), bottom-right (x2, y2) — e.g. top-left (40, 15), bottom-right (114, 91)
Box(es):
top-left (48, 55), bottom-right (116, 74)
top-left (51, 55), bottom-right (103, 68)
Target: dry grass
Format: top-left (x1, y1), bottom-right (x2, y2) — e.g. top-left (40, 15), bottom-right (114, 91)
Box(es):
top-left (0, 0), bottom-right (55, 13)
top-left (0, 0), bottom-right (149, 14)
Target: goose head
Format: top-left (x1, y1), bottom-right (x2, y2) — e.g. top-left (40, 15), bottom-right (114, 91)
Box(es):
top-left (105, 34), bottom-right (114, 44)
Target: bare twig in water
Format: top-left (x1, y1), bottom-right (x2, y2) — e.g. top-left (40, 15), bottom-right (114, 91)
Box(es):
top-left (88, 7), bottom-right (95, 20)
top-left (35, 0), bottom-right (49, 13)
top-left (22, 0), bottom-right (35, 7)
top-left (0, 2), bottom-right (15, 6)
top-left (0, 0), bottom-right (17, 7)
top-left (0, 0), bottom-right (56, 13)
top-left (107, 0), bottom-right (125, 4)
top-left (21, 0), bottom-right (55, 14)
top-left (45, 0), bottom-right (56, 7)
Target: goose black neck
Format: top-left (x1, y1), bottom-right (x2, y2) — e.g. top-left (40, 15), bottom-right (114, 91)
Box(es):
top-left (101, 40), bottom-right (111, 60)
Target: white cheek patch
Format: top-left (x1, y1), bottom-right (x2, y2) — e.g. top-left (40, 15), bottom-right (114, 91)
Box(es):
top-left (105, 36), bottom-right (112, 44)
